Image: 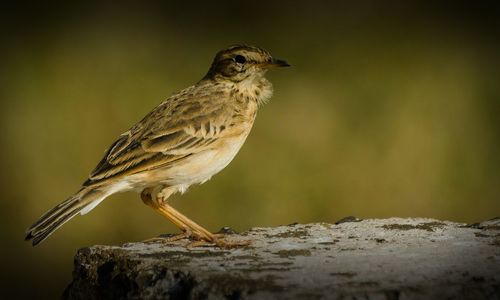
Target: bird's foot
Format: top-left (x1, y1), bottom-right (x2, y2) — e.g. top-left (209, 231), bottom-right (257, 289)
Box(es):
top-left (142, 229), bottom-right (250, 249)
top-left (141, 189), bottom-right (249, 249)
top-left (185, 226), bottom-right (251, 249)
top-left (187, 234), bottom-right (251, 249)
top-left (141, 231), bottom-right (192, 244)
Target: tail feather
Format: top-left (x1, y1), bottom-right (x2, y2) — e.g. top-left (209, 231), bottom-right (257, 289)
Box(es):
top-left (25, 188), bottom-right (106, 246)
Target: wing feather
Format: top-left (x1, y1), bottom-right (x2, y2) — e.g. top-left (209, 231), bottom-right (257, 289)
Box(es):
top-left (85, 83), bottom-right (234, 186)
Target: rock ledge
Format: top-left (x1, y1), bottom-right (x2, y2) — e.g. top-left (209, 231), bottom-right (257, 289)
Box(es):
top-left (63, 217), bottom-right (500, 299)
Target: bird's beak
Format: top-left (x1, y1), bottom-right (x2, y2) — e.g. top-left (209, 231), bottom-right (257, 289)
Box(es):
top-left (267, 58), bottom-right (291, 68)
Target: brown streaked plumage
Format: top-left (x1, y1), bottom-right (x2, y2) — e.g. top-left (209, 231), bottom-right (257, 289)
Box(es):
top-left (25, 45), bottom-right (289, 248)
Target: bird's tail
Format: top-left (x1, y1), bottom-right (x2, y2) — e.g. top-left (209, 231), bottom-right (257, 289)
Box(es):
top-left (25, 187), bottom-right (107, 246)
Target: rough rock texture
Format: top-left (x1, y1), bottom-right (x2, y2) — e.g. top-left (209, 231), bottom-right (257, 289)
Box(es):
top-left (63, 217), bottom-right (500, 300)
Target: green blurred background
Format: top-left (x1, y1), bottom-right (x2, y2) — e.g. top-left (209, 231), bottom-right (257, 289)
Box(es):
top-left (1, 1), bottom-right (499, 298)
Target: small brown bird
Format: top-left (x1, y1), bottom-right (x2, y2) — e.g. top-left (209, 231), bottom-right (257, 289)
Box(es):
top-left (25, 45), bottom-right (289, 248)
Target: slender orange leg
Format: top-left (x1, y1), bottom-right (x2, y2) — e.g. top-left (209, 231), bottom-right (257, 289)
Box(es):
top-left (141, 186), bottom-right (249, 249)
top-left (140, 188), bottom-right (187, 231)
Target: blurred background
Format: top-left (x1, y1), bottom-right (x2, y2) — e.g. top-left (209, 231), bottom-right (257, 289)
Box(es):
top-left (1, 0), bottom-right (499, 298)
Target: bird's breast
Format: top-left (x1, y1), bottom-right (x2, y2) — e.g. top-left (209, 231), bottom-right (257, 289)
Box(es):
top-left (138, 133), bottom-right (251, 191)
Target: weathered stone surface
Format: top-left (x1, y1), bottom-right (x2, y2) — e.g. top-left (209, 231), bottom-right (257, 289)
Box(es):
top-left (63, 217), bottom-right (500, 299)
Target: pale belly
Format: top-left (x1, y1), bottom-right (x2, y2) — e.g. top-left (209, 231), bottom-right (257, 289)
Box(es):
top-left (126, 134), bottom-right (249, 194)
top-left (163, 137), bottom-right (246, 187)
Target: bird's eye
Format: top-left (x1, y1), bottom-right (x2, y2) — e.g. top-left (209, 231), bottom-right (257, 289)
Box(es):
top-left (234, 55), bottom-right (246, 64)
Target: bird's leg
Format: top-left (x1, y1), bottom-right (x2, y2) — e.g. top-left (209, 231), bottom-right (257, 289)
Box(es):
top-left (140, 188), bottom-right (188, 243)
top-left (156, 202), bottom-right (250, 249)
top-left (140, 187), bottom-right (189, 231)
top-left (141, 186), bottom-right (249, 248)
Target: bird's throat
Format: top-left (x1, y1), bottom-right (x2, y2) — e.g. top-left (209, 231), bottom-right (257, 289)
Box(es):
top-left (234, 76), bottom-right (273, 107)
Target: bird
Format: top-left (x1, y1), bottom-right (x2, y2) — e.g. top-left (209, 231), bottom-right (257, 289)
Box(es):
top-left (25, 45), bottom-right (289, 248)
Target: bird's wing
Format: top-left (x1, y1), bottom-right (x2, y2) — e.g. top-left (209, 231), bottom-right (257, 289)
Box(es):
top-left (84, 86), bottom-right (239, 186)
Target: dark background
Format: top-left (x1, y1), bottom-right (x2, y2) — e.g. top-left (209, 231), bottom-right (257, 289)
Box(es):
top-left (1, 1), bottom-right (499, 298)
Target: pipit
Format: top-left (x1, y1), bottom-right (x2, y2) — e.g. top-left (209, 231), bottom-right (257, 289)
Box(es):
top-left (25, 45), bottom-right (289, 248)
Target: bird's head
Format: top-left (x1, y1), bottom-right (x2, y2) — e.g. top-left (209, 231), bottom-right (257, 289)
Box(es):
top-left (203, 45), bottom-right (290, 82)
